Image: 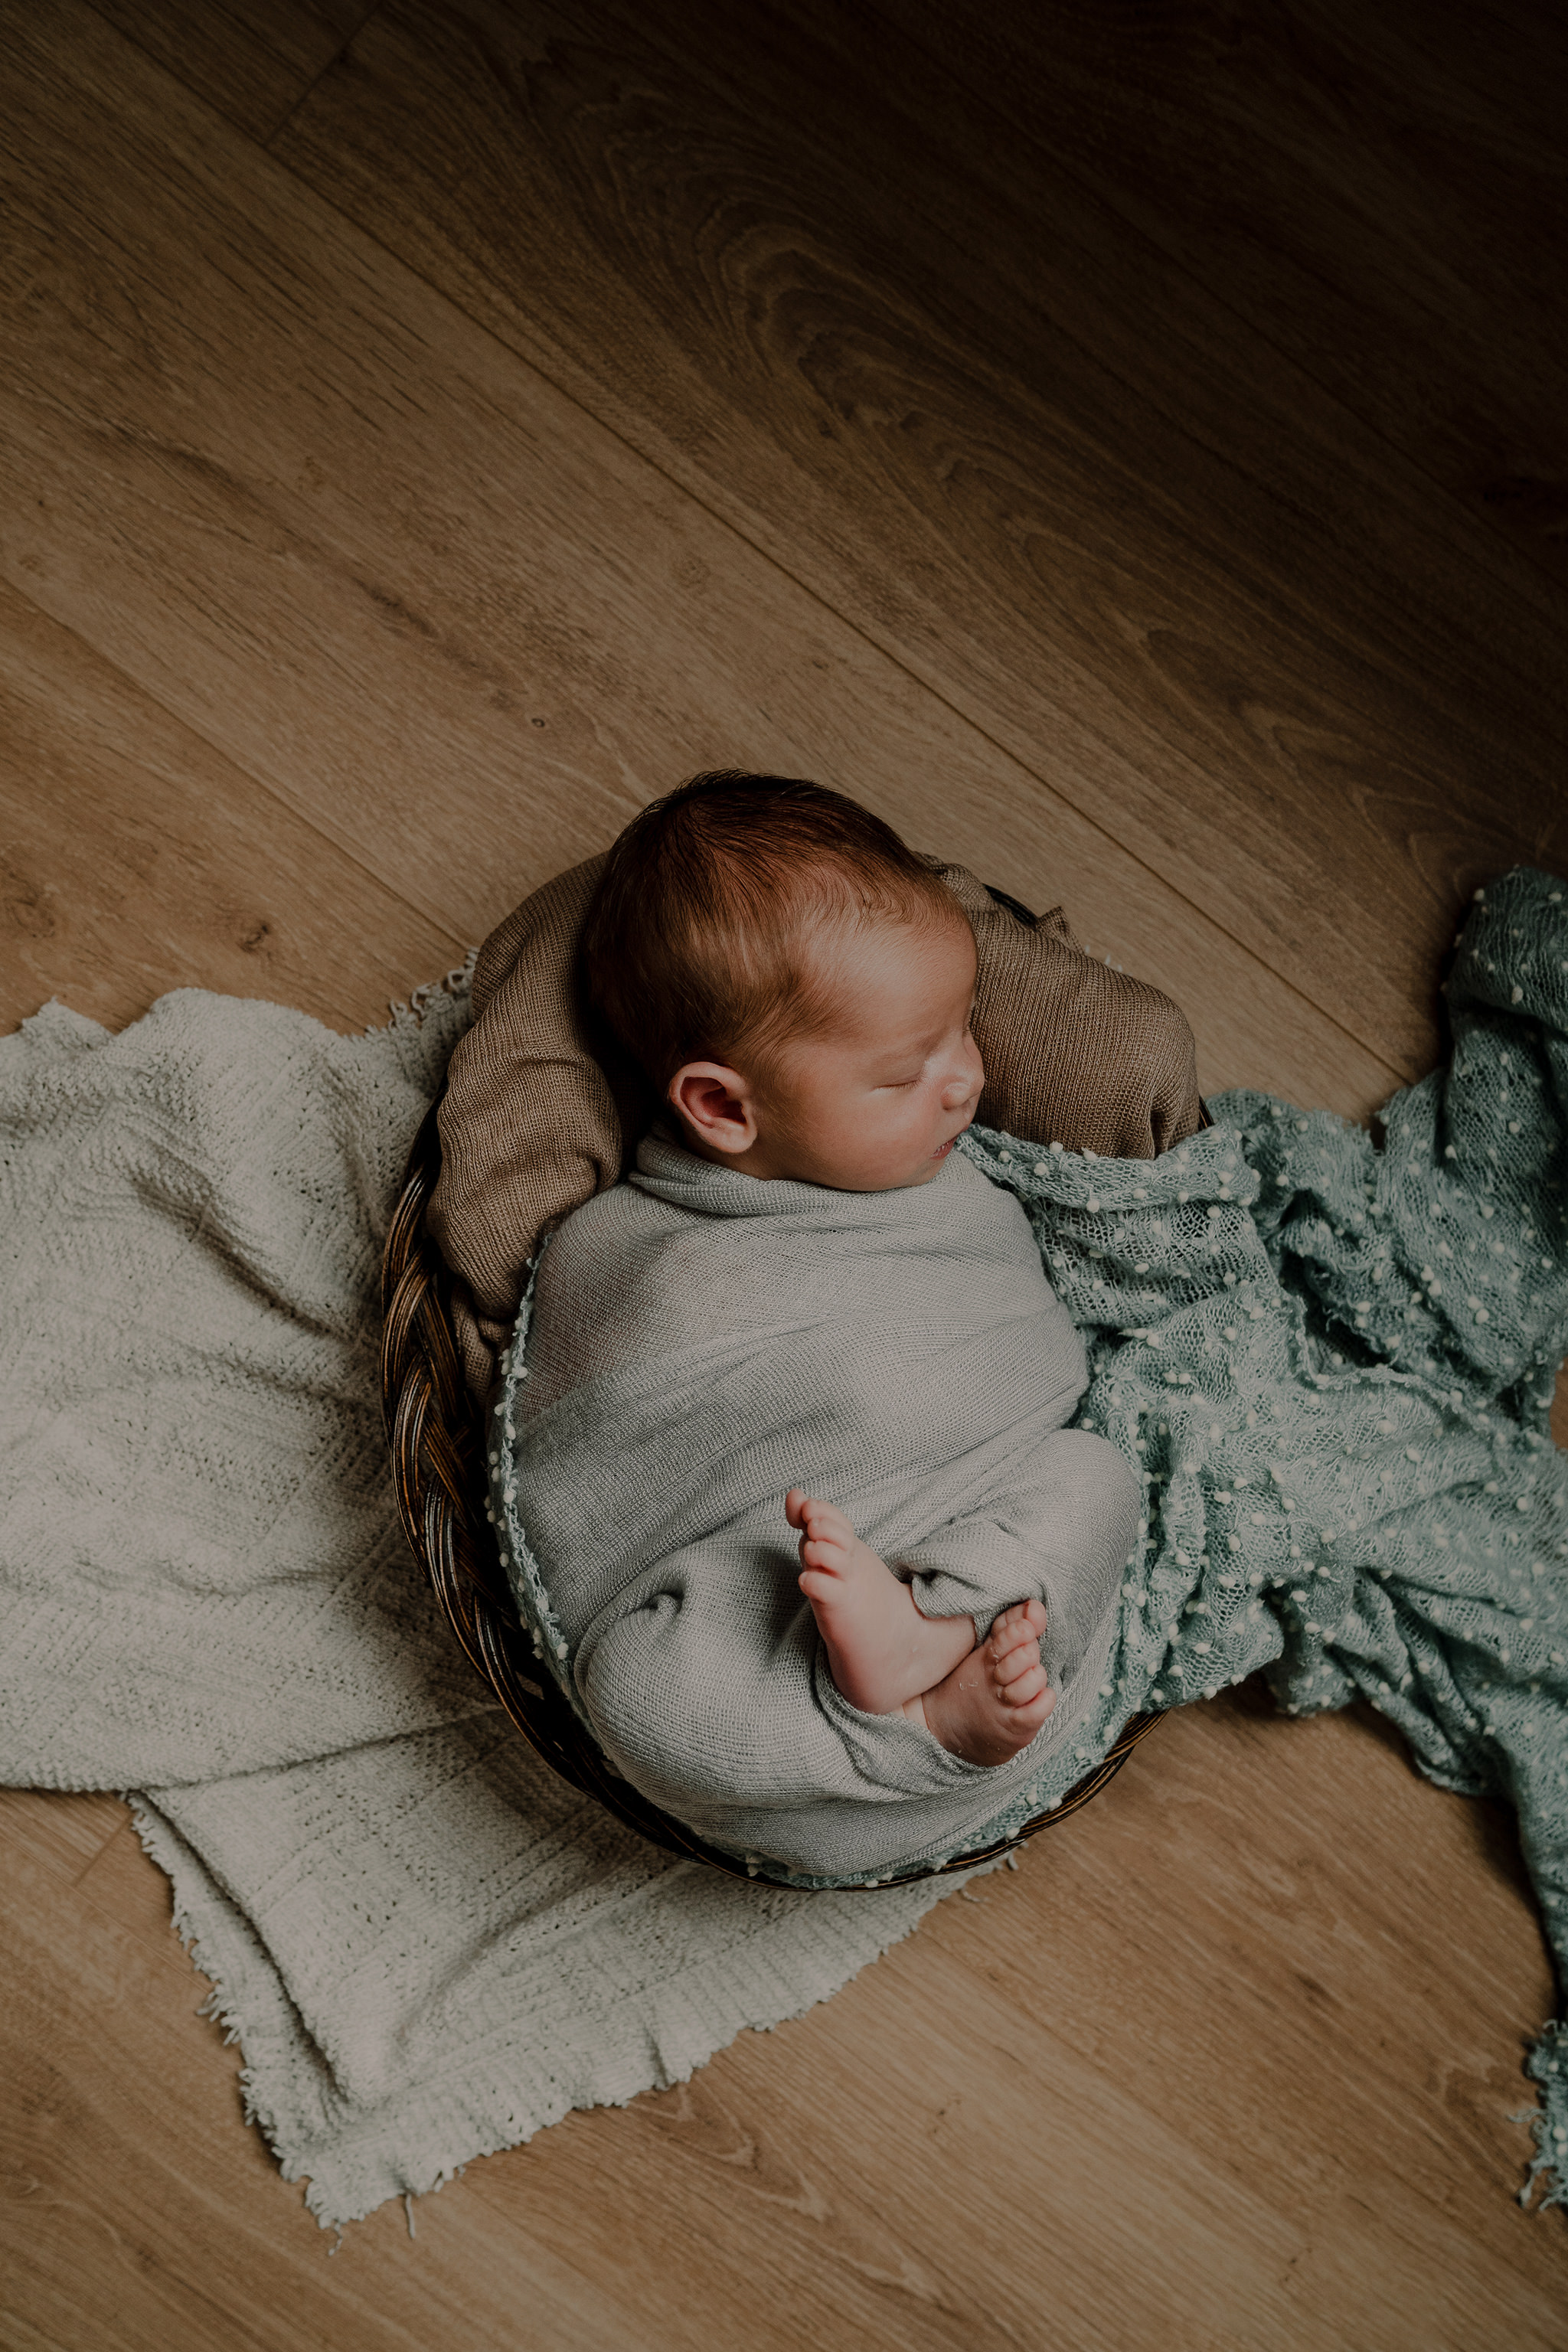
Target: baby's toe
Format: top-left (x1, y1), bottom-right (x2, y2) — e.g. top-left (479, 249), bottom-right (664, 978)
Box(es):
top-left (991, 1636), bottom-right (1041, 1687)
top-left (1014, 1685), bottom-right (1055, 1735)
top-left (999, 1660), bottom-right (1048, 1708)
top-left (990, 1602), bottom-right (1044, 1660)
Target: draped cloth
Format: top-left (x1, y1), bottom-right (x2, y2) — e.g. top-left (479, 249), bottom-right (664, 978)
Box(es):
top-left (3, 867), bottom-right (1564, 2227)
top-left (496, 1132), bottom-right (1140, 1877)
top-left (499, 865), bottom-right (1568, 2211)
top-left (0, 976), bottom-right (963, 2229)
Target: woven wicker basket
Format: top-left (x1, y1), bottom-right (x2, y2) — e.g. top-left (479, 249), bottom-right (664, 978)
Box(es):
top-left (380, 892), bottom-right (1158, 1888)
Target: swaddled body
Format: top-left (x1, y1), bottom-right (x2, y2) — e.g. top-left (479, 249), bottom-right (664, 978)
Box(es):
top-left (511, 1129), bottom-right (1139, 1877)
top-left (493, 768), bottom-right (1150, 1876)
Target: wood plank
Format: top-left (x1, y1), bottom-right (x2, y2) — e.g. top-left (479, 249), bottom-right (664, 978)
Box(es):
top-left (4, 5), bottom-right (1565, 2344)
top-left (0, 580), bottom-right (462, 1037)
top-left (528, 1694), bottom-right (1563, 2352)
top-left (0, 1790), bottom-right (127, 1886)
top-left (86, 0), bottom-right (378, 144)
top-left (0, 0), bottom-right (1394, 1119)
top-left (270, 0), bottom-right (1568, 1078)
top-left (875, 0), bottom-right (1568, 593)
top-left (6, 1697), bottom-right (1561, 2350)
top-left (0, 1838), bottom-right (641, 2352)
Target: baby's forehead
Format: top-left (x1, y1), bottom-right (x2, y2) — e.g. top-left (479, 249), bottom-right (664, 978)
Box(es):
top-left (793, 904), bottom-right (975, 1035)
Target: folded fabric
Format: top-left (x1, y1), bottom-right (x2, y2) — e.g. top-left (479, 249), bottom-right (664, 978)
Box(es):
top-left (429, 855), bottom-right (1201, 1396)
top-left (498, 864), bottom-right (1568, 2213)
top-left (495, 1130), bottom-right (1139, 1877)
top-left (6, 867), bottom-right (1562, 2231)
top-left (0, 978), bottom-right (958, 2230)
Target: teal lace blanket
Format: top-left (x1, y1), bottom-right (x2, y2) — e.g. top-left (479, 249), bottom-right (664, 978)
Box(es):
top-left (941, 864), bottom-right (1566, 2210)
top-left (500, 864), bottom-right (1567, 2208)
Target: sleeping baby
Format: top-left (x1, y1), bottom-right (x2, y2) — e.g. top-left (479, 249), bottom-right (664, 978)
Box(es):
top-left (498, 773), bottom-right (1141, 1878)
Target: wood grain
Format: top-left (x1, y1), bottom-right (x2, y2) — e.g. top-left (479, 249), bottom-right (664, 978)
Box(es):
top-left (874, 0), bottom-right (1568, 591)
top-left (271, 0), bottom-right (1567, 1077)
top-left (0, 1790), bottom-right (127, 1886)
top-left (3, 0), bottom-right (1566, 2342)
top-left (0, 1837), bottom-right (642, 2352)
top-left (0, 579), bottom-right (461, 1037)
top-left (0, 0), bottom-right (1393, 1117)
top-left (87, 0), bottom-right (378, 142)
top-left (5, 1699), bottom-right (1563, 2349)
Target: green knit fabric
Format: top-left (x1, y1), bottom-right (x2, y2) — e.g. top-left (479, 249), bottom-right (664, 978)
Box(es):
top-left (498, 864), bottom-right (1566, 2202)
top-left (742, 867), bottom-right (1568, 2208)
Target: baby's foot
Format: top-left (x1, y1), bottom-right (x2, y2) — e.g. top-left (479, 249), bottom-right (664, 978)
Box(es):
top-left (787, 1488), bottom-right (975, 1713)
top-left (913, 1599), bottom-right (1055, 1766)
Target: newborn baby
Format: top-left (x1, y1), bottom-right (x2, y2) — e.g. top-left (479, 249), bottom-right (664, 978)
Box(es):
top-left (500, 771), bottom-right (1140, 1877)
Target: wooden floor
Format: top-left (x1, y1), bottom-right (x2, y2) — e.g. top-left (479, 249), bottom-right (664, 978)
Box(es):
top-left (2, 1), bottom-right (1565, 2343)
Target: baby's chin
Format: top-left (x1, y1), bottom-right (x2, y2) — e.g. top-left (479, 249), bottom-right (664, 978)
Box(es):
top-left (910, 1135), bottom-right (959, 1181)
top-left (760, 1127), bottom-right (967, 1192)
top-left (852, 1134), bottom-right (961, 1191)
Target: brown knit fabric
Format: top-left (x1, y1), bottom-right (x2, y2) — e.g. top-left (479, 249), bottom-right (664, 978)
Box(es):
top-left (933, 862), bottom-right (1201, 1161)
top-left (426, 858), bottom-right (651, 1400)
top-left (428, 854), bottom-right (1202, 1397)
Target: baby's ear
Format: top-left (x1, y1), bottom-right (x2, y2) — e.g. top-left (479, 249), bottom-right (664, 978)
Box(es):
top-left (667, 1060), bottom-right (758, 1153)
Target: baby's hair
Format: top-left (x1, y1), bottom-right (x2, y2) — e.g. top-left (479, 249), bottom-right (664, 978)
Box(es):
top-left (583, 770), bottom-right (967, 1089)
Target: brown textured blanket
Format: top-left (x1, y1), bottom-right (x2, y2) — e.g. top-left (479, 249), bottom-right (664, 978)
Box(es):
top-left (429, 856), bottom-right (1202, 1396)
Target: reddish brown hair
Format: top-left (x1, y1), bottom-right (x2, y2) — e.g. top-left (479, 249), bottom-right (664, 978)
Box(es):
top-left (582, 771), bottom-right (966, 1089)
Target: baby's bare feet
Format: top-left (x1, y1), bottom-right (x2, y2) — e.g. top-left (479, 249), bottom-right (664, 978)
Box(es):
top-left (913, 1599), bottom-right (1055, 1766)
top-left (787, 1487), bottom-right (975, 1713)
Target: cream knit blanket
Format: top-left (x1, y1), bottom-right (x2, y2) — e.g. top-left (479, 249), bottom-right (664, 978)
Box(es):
top-left (0, 982), bottom-right (956, 2230)
top-left (505, 1130), bottom-right (1138, 1876)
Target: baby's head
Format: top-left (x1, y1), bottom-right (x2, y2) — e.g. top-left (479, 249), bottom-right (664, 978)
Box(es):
top-left (583, 772), bottom-right (983, 1191)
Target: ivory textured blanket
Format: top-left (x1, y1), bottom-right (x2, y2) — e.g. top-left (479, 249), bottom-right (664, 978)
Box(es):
top-left (0, 978), bottom-right (959, 2230)
top-left (500, 1132), bottom-right (1139, 1877)
top-left (5, 867), bottom-right (1566, 2225)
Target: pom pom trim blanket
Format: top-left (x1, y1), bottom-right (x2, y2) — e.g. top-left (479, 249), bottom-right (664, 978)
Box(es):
top-left (2, 867), bottom-right (1565, 2224)
top-left (498, 864), bottom-right (1568, 2200)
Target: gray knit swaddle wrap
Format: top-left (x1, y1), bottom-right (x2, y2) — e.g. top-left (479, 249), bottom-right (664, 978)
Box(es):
top-left (503, 1135), bottom-right (1140, 1876)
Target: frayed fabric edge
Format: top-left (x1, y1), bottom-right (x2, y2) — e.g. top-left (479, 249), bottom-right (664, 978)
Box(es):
top-left (124, 1787), bottom-right (998, 2234)
top-left (122, 1795), bottom-right (333, 2222)
top-left (280, 1857), bottom-right (998, 2233)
